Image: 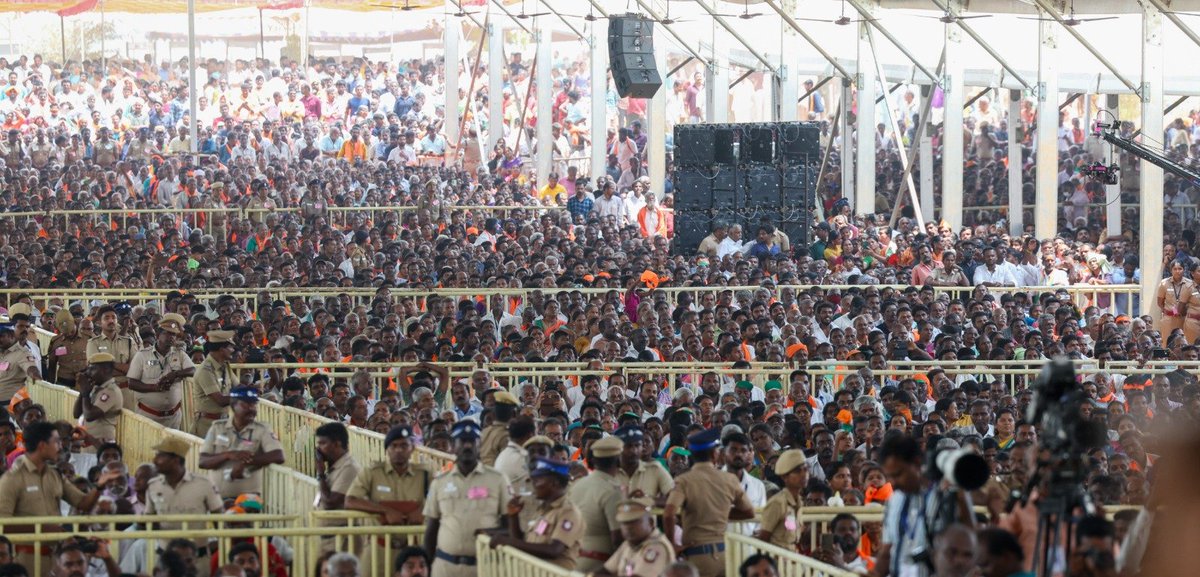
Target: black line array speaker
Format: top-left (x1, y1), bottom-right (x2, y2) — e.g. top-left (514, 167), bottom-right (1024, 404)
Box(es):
top-left (672, 122), bottom-right (819, 256)
top-left (674, 125), bottom-right (716, 167)
top-left (609, 14), bottom-right (663, 99)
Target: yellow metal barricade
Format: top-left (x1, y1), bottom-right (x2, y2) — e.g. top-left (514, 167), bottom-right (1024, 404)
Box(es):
top-left (264, 464), bottom-right (320, 520)
top-left (255, 400), bottom-right (326, 478)
top-left (726, 532), bottom-right (858, 577)
top-left (0, 513), bottom-right (290, 577)
top-left (0, 284), bottom-right (1146, 318)
top-left (476, 534), bottom-right (584, 577)
top-left (117, 411), bottom-right (203, 469)
top-left (0, 516), bottom-right (423, 577)
top-left (307, 511), bottom-right (425, 576)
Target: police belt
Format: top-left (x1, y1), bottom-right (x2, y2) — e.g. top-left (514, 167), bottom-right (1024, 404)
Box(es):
top-left (195, 411), bottom-right (222, 420)
top-left (435, 549), bottom-right (477, 566)
top-left (682, 543), bottom-right (725, 557)
top-left (580, 549), bottom-right (611, 561)
top-left (139, 402), bottom-right (182, 417)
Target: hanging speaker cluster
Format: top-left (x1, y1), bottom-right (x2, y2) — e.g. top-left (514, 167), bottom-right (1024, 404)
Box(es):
top-left (608, 14), bottom-right (663, 99)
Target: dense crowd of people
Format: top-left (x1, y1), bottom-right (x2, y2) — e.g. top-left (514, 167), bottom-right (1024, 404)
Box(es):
top-left (0, 48), bottom-right (1193, 577)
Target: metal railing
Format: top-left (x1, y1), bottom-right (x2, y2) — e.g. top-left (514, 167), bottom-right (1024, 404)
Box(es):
top-left (308, 511), bottom-right (425, 576)
top-left (224, 357), bottom-right (1187, 403)
top-left (476, 533), bottom-right (584, 577)
top-left (253, 395), bottom-right (456, 477)
top-left (726, 532), bottom-right (858, 577)
top-left (0, 204), bottom-right (555, 239)
top-left (0, 514), bottom-right (425, 577)
top-left (0, 283), bottom-right (1147, 318)
top-left (26, 381), bottom-right (319, 518)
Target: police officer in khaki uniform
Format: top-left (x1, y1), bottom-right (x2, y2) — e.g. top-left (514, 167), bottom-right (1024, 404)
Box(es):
top-left (568, 436), bottom-right (625, 571)
top-left (87, 304), bottom-right (137, 410)
top-left (0, 323), bottom-right (39, 409)
top-left (246, 179), bottom-right (275, 225)
top-left (316, 422), bottom-right (365, 519)
top-left (47, 308), bottom-right (89, 388)
top-left (73, 353), bottom-right (124, 445)
top-left (480, 390), bottom-right (518, 467)
top-left (664, 429), bottom-right (756, 577)
top-left (489, 457), bottom-right (585, 571)
top-left (596, 498), bottom-right (676, 577)
top-left (0, 421), bottom-right (122, 572)
top-left (345, 425), bottom-right (428, 524)
top-left (191, 330), bottom-right (237, 438)
top-left (754, 449), bottom-right (807, 550)
top-left (613, 426), bottom-right (675, 503)
top-left (198, 387), bottom-right (285, 500)
top-left (127, 314), bottom-right (196, 430)
top-left (145, 436), bottom-right (224, 528)
top-left (514, 436), bottom-right (554, 533)
top-left (424, 421), bottom-right (511, 577)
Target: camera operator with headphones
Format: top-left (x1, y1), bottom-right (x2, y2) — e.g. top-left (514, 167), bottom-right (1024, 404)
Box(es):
top-left (872, 433), bottom-right (978, 577)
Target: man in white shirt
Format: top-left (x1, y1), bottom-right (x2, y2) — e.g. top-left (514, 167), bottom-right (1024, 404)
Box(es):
top-left (593, 181), bottom-right (625, 223)
top-left (972, 247), bottom-right (1017, 287)
top-left (717, 225), bottom-right (746, 259)
top-left (723, 432), bottom-right (766, 535)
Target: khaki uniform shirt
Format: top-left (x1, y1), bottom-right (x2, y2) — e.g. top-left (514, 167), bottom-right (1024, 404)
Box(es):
top-left (616, 460), bottom-right (675, 499)
top-left (479, 423), bottom-right (508, 467)
top-left (246, 196), bottom-right (273, 224)
top-left (664, 461), bottom-right (753, 547)
top-left (603, 529), bottom-right (675, 577)
top-left (567, 469), bottom-right (623, 557)
top-left (48, 333), bottom-right (89, 383)
top-left (193, 356), bottom-right (234, 417)
top-left (87, 334), bottom-right (135, 385)
top-left (525, 495), bottom-right (586, 571)
top-left (144, 472), bottom-right (224, 529)
top-left (346, 460), bottom-right (430, 504)
top-left (0, 342), bottom-right (37, 403)
top-left (759, 488), bottom-right (802, 550)
top-left (200, 419), bottom-right (284, 499)
top-left (423, 464), bottom-right (511, 557)
top-left (83, 378), bottom-right (123, 442)
top-left (315, 453), bottom-right (364, 526)
top-left (128, 346), bottom-right (195, 412)
top-left (0, 455), bottom-right (88, 517)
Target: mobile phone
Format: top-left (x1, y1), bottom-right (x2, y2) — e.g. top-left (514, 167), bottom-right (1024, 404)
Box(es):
top-left (1152, 348), bottom-right (1169, 360)
top-left (890, 339), bottom-right (908, 361)
top-left (820, 534), bottom-right (836, 549)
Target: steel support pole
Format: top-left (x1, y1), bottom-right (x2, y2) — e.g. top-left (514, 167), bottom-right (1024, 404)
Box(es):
top-left (707, 19), bottom-right (729, 123)
top-left (1008, 89), bottom-right (1023, 234)
top-left (841, 78), bottom-right (855, 210)
top-left (649, 41), bottom-right (668, 199)
top-left (187, 0), bottom-right (197, 154)
top-left (1035, 18), bottom-right (1059, 240)
top-left (444, 7), bottom-right (461, 143)
top-left (942, 23), bottom-right (964, 231)
top-left (487, 21), bottom-right (505, 152)
top-left (868, 28), bottom-right (922, 226)
top-left (535, 16), bottom-right (553, 186)
top-left (921, 129), bottom-right (934, 223)
top-left (1105, 94), bottom-right (1121, 239)
top-left (776, 0), bottom-right (801, 121)
top-left (855, 18), bottom-right (877, 216)
top-left (590, 20), bottom-right (608, 181)
top-left (1141, 3), bottom-right (1165, 316)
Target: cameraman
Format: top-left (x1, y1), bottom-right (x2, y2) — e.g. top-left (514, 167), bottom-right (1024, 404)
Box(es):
top-left (873, 433), bottom-right (975, 577)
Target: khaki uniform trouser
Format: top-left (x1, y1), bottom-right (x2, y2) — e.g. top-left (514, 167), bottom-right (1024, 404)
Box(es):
top-left (684, 549), bottom-right (726, 577)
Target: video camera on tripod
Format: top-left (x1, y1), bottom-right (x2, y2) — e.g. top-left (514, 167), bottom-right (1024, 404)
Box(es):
top-left (1022, 357), bottom-right (1110, 576)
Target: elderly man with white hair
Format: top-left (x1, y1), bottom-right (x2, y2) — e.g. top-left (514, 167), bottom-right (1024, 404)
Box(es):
top-left (325, 552), bottom-right (361, 577)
